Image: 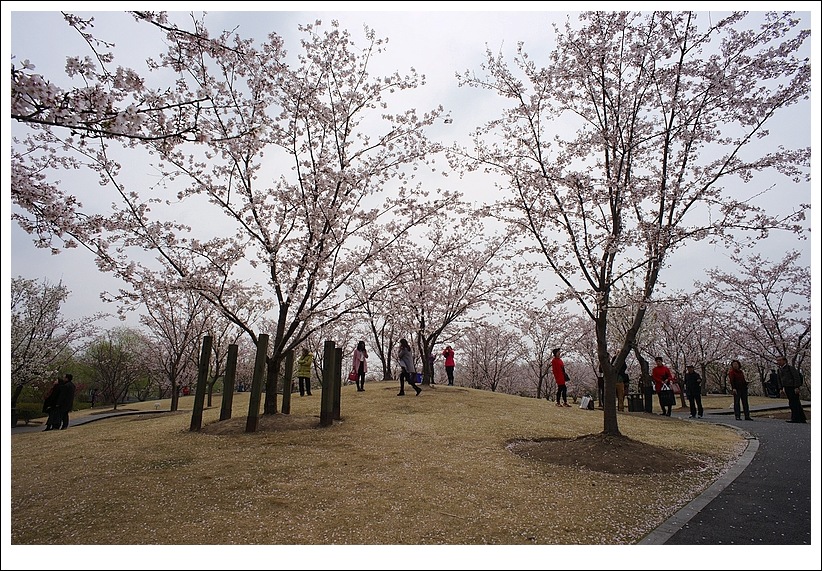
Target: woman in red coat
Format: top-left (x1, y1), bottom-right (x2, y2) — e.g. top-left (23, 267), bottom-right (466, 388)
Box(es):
top-left (442, 345), bottom-right (455, 386)
top-left (551, 348), bottom-right (571, 407)
top-left (651, 357), bottom-right (673, 416)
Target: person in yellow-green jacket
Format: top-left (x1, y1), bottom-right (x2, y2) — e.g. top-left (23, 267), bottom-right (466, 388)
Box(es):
top-left (296, 347), bottom-right (313, 396)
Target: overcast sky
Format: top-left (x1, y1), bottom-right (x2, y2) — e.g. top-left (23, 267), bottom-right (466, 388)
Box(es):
top-left (3, 2), bottom-right (820, 567)
top-left (4, 3), bottom-right (817, 330)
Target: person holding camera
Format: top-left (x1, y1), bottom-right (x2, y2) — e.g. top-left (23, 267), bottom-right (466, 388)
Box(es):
top-left (442, 345), bottom-right (456, 385)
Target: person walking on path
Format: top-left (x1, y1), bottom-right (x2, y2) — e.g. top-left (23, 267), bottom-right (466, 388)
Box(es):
top-left (352, 341), bottom-right (368, 392)
top-left (397, 338), bottom-right (421, 396)
top-left (56, 373), bottom-right (76, 430)
top-left (296, 348), bottom-right (313, 396)
top-left (442, 345), bottom-right (456, 385)
top-left (651, 357), bottom-right (674, 416)
top-left (42, 378), bottom-right (61, 431)
top-left (551, 348), bottom-right (571, 407)
top-left (776, 355), bottom-right (806, 423)
top-left (728, 359), bottom-right (752, 420)
top-left (683, 365), bottom-right (703, 418)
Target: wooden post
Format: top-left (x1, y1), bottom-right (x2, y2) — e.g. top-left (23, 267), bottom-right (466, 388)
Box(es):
top-left (246, 334), bottom-right (269, 433)
top-left (333, 346), bottom-right (343, 420)
top-left (319, 340), bottom-right (336, 427)
top-left (189, 336), bottom-right (212, 432)
top-left (281, 350), bottom-right (294, 415)
top-left (219, 344), bottom-right (238, 421)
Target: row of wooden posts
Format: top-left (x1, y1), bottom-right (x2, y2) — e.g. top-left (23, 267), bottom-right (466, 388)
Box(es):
top-left (188, 336), bottom-right (344, 433)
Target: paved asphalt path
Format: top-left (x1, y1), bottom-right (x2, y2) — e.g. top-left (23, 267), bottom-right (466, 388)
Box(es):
top-left (640, 403), bottom-right (812, 546)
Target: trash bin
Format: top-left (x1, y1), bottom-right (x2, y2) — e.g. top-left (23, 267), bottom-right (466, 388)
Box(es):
top-left (643, 385), bottom-right (655, 413)
top-left (627, 393), bottom-right (644, 412)
top-left (416, 373), bottom-right (422, 384)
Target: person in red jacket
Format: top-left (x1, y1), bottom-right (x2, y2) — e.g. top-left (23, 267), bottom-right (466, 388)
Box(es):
top-left (652, 357), bottom-right (674, 416)
top-left (551, 348), bottom-right (571, 407)
top-left (442, 345), bottom-right (456, 385)
top-left (728, 359), bottom-right (752, 420)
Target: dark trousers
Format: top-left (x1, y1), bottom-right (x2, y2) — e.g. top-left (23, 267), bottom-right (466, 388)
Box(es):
top-left (60, 410), bottom-right (70, 429)
top-left (556, 384), bottom-right (567, 404)
top-left (733, 386), bottom-right (751, 419)
top-left (356, 368), bottom-right (365, 390)
top-left (785, 387), bottom-right (807, 423)
top-left (445, 366), bottom-right (454, 385)
top-left (298, 377), bottom-right (311, 396)
top-left (399, 370), bottom-right (419, 394)
top-left (657, 393), bottom-right (672, 416)
top-left (46, 408), bottom-right (61, 429)
top-left (688, 393), bottom-right (703, 417)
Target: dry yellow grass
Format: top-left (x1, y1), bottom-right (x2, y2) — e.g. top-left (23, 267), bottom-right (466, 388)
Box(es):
top-left (11, 383), bottom-right (746, 551)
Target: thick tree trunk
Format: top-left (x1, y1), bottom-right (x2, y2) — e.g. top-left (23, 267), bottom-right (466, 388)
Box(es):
top-left (264, 356), bottom-right (280, 415)
top-left (11, 384), bottom-right (24, 409)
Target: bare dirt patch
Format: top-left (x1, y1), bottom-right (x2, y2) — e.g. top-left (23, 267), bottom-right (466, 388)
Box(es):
top-left (199, 412), bottom-right (321, 435)
top-left (508, 432), bottom-right (699, 474)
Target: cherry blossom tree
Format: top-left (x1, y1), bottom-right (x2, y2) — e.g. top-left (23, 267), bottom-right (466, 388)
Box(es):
top-left (354, 277), bottom-right (401, 381)
top-left (9, 276), bottom-right (98, 412)
top-left (700, 251), bottom-right (811, 393)
top-left (517, 304), bottom-right (575, 399)
top-left (119, 275), bottom-right (211, 411)
top-left (372, 207), bottom-right (526, 386)
top-left (82, 326), bottom-right (152, 410)
top-left (11, 13), bottom-right (451, 415)
top-left (460, 322), bottom-right (522, 393)
top-left (454, 11), bottom-right (810, 435)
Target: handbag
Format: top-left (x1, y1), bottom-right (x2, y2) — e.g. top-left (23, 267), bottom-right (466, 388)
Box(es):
top-left (659, 382), bottom-right (676, 406)
top-left (348, 371), bottom-right (358, 382)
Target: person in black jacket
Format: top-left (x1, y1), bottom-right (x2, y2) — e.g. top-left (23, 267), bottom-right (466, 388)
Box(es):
top-left (776, 356), bottom-right (806, 423)
top-left (684, 365), bottom-right (703, 419)
top-left (42, 378), bottom-right (61, 431)
top-left (56, 373), bottom-right (77, 430)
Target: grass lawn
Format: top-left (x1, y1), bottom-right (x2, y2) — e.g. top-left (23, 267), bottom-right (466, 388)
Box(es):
top-left (10, 383), bottom-right (749, 555)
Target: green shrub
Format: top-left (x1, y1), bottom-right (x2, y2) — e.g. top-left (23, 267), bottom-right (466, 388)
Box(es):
top-left (15, 402), bottom-right (47, 425)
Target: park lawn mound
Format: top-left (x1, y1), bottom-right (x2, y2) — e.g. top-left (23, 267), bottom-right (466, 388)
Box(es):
top-left (508, 432), bottom-right (699, 475)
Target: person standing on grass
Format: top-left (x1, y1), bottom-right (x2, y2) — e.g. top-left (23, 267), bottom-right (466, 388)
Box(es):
top-left (609, 357), bottom-right (629, 412)
top-left (296, 347), bottom-right (313, 396)
top-left (684, 365), bottom-right (703, 419)
top-left (352, 341), bottom-right (368, 392)
top-left (551, 348), bottom-right (570, 407)
top-left (442, 345), bottom-right (456, 386)
top-left (56, 373), bottom-right (76, 430)
top-left (728, 359), bottom-right (752, 420)
top-left (397, 338), bottom-right (421, 396)
top-left (651, 357), bottom-right (673, 417)
top-left (42, 378), bottom-right (61, 431)
top-left (776, 355), bottom-right (806, 424)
